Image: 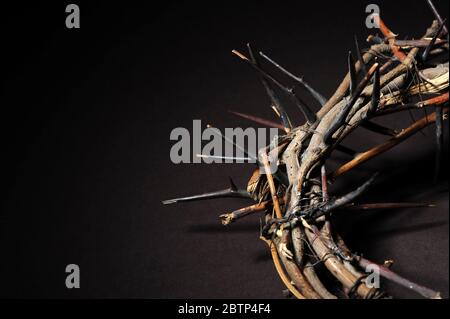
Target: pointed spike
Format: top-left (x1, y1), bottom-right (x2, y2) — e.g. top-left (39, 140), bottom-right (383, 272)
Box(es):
top-left (422, 19), bottom-right (446, 62)
top-left (354, 35), bottom-right (368, 75)
top-left (289, 88), bottom-right (317, 124)
top-left (229, 177), bottom-right (238, 191)
top-left (323, 62), bottom-right (380, 143)
top-left (245, 44), bottom-right (293, 130)
top-left (196, 154), bottom-right (251, 162)
top-left (369, 65), bottom-right (380, 115)
top-left (426, 0), bottom-right (448, 36)
top-left (228, 110), bottom-right (285, 130)
top-left (258, 51), bottom-right (327, 106)
top-left (344, 202), bottom-right (436, 210)
top-left (308, 173), bottom-right (379, 220)
top-left (236, 51), bottom-right (316, 124)
top-left (207, 123), bottom-right (258, 162)
top-left (233, 51), bottom-right (292, 100)
top-left (162, 187), bottom-right (251, 205)
top-left (328, 173), bottom-right (378, 210)
top-left (235, 50), bottom-right (317, 124)
top-left (232, 50), bottom-right (316, 124)
top-left (347, 51), bottom-right (357, 96)
top-left (246, 42), bottom-right (257, 61)
top-left (357, 256), bottom-right (442, 299)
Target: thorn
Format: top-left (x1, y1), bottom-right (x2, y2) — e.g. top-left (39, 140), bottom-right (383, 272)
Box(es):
top-left (307, 173), bottom-right (379, 220)
top-left (344, 202), bottom-right (437, 210)
top-left (290, 90), bottom-right (317, 124)
top-left (258, 51), bottom-right (327, 106)
top-left (426, 0), bottom-right (448, 36)
top-left (347, 51), bottom-right (357, 96)
top-left (229, 177), bottom-right (238, 191)
top-left (357, 256), bottom-right (442, 299)
top-left (422, 19), bottom-right (446, 62)
top-left (206, 123), bottom-right (258, 161)
top-left (354, 35), bottom-right (368, 75)
top-left (374, 14), bottom-right (408, 62)
top-left (246, 44), bottom-right (293, 130)
top-left (369, 64), bottom-right (380, 115)
top-left (238, 50), bottom-right (317, 124)
top-left (323, 62), bottom-right (380, 143)
top-left (196, 154), bottom-right (252, 162)
top-left (208, 122), bottom-right (289, 186)
top-left (162, 187), bottom-right (251, 205)
top-left (228, 110), bottom-right (285, 130)
top-left (232, 49), bottom-right (249, 61)
top-left (271, 105), bottom-right (281, 117)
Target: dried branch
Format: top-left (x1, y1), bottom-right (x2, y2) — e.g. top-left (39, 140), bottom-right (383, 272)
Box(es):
top-left (356, 256), bottom-right (441, 299)
top-left (331, 109), bottom-right (446, 179)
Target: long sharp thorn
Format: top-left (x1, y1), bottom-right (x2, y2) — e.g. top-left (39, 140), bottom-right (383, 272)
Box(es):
top-left (357, 256), bottom-right (441, 299)
top-left (422, 19), bottom-right (446, 61)
top-left (228, 110), bottom-right (285, 130)
top-left (347, 51), bottom-right (357, 96)
top-left (208, 121), bottom-right (289, 186)
top-left (229, 177), bottom-right (238, 191)
top-left (162, 187), bottom-right (251, 205)
top-left (308, 173), bottom-right (378, 219)
top-left (325, 173), bottom-right (378, 211)
top-left (354, 35), bottom-right (368, 75)
top-left (426, 0), bottom-right (448, 36)
top-left (258, 51), bottom-right (327, 106)
top-left (434, 106), bottom-right (443, 183)
top-left (289, 88), bottom-right (317, 124)
top-left (323, 62), bottom-right (380, 143)
top-left (361, 121), bottom-right (398, 137)
top-left (344, 202), bottom-right (436, 210)
top-left (246, 44), bottom-right (292, 130)
top-left (207, 123), bottom-right (258, 162)
top-left (233, 49), bottom-right (317, 124)
top-left (196, 154), bottom-right (251, 162)
top-left (369, 65), bottom-right (380, 115)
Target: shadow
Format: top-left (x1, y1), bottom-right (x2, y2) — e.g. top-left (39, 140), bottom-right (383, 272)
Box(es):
top-left (350, 220), bottom-right (449, 241)
top-left (252, 250), bottom-right (272, 263)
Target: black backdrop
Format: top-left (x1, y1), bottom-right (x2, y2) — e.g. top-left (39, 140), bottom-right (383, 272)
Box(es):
top-left (0, 0), bottom-right (448, 298)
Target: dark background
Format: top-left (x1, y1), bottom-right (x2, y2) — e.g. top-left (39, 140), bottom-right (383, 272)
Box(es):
top-left (0, 0), bottom-right (448, 298)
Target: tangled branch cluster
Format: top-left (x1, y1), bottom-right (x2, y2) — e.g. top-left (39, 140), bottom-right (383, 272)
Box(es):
top-left (164, 2), bottom-right (448, 299)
